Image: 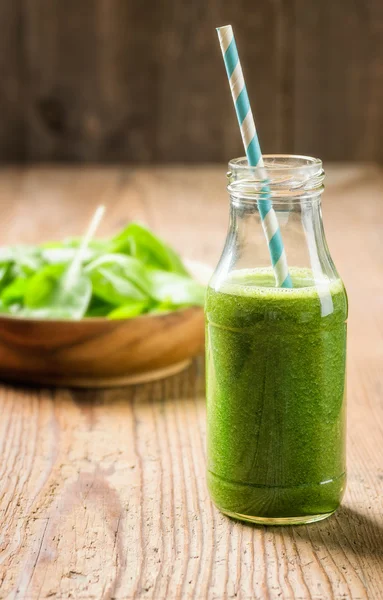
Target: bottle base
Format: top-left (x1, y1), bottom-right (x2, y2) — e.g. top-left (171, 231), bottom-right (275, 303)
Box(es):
top-left (207, 470), bottom-right (346, 526)
top-left (219, 508), bottom-right (336, 526)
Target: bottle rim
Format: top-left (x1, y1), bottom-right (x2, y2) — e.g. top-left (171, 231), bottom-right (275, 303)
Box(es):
top-left (227, 154), bottom-right (325, 202)
top-left (228, 154), bottom-right (322, 173)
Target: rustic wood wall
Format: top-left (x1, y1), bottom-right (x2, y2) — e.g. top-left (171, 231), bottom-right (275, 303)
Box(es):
top-left (1, 0), bottom-right (383, 163)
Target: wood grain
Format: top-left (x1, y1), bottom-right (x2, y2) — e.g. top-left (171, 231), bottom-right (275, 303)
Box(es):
top-left (293, 0), bottom-right (383, 162)
top-left (4, 1), bottom-right (383, 162)
top-left (0, 164), bottom-right (382, 599)
top-left (19, 0), bottom-right (292, 163)
top-left (0, 0), bottom-right (25, 161)
top-left (22, 0), bottom-right (159, 163)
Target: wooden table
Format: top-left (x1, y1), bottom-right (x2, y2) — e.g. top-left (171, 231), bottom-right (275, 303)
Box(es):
top-left (0, 165), bottom-right (382, 600)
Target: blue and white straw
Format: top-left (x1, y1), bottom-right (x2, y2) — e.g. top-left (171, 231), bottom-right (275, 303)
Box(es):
top-left (216, 25), bottom-right (292, 288)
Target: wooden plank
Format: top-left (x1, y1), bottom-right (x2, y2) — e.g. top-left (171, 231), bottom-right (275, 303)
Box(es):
top-left (21, 0), bottom-right (292, 163)
top-left (23, 0), bottom-right (158, 162)
top-left (154, 0), bottom-right (294, 162)
top-left (293, 0), bottom-right (383, 161)
top-left (2, 1), bottom-right (383, 162)
top-left (0, 1), bottom-right (25, 161)
top-left (0, 164), bottom-right (382, 599)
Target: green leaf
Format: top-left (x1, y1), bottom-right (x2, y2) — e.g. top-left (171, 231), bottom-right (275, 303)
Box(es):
top-left (0, 221), bottom-right (202, 320)
top-left (107, 300), bottom-right (149, 320)
top-left (41, 238), bottom-right (108, 252)
top-left (0, 298), bottom-right (10, 314)
top-left (1, 278), bottom-right (29, 306)
top-left (24, 264), bottom-right (92, 320)
top-left (62, 237), bottom-right (109, 252)
top-left (0, 246), bottom-right (43, 280)
top-left (147, 270), bottom-right (205, 306)
top-left (89, 266), bottom-right (148, 306)
top-left (0, 264), bottom-right (12, 293)
top-left (17, 306), bottom-right (79, 320)
top-left (0, 248), bottom-right (14, 263)
top-left (24, 264), bottom-right (65, 306)
top-left (108, 223), bottom-right (189, 275)
top-left (148, 301), bottom-right (179, 315)
top-left (85, 296), bottom-right (115, 318)
top-left (41, 247), bottom-right (96, 265)
top-left (85, 253), bottom-right (152, 296)
top-left (11, 246), bottom-right (44, 277)
top-left (163, 245), bottom-right (190, 276)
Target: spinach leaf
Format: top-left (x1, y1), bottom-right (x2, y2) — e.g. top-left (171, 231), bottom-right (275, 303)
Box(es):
top-left (148, 301), bottom-right (180, 314)
top-left (0, 246), bottom-right (43, 280)
top-left (0, 298), bottom-right (11, 314)
top-left (1, 278), bottom-right (29, 306)
top-left (85, 253), bottom-right (152, 296)
top-left (0, 249), bottom-right (14, 263)
top-left (107, 300), bottom-right (149, 320)
top-left (42, 247), bottom-right (96, 265)
top-left (163, 245), bottom-right (190, 276)
top-left (0, 264), bottom-right (12, 293)
top-left (24, 264), bottom-right (92, 320)
top-left (24, 264), bottom-right (64, 306)
top-left (108, 223), bottom-right (189, 275)
top-left (147, 270), bottom-right (205, 306)
top-left (85, 296), bottom-right (115, 318)
top-left (62, 237), bottom-right (109, 253)
top-left (41, 238), bottom-right (108, 253)
top-left (0, 219), bottom-right (205, 320)
top-left (89, 266), bottom-right (148, 306)
top-left (17, 306), bottom-right (79, 320)
top-left (11, 246), bottom-right (44, 277)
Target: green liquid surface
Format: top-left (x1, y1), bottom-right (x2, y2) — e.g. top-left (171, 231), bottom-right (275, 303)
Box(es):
top-left (205, 268), bottom-right (347, 521)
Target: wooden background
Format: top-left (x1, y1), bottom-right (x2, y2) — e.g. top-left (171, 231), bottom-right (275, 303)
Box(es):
top-left (1, 0), bottom-right (383, 164)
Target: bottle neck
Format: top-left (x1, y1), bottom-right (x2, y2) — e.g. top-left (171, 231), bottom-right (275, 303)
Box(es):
top-left (211, 155), bottom-right (340, 291)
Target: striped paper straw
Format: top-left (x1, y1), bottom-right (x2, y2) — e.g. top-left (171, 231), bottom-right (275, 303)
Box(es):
top-left (216, 25), bottom-right (292, 288)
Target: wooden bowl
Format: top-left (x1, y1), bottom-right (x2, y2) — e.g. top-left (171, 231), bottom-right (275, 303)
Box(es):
top-left (0, 261), bottom-right (211, 388)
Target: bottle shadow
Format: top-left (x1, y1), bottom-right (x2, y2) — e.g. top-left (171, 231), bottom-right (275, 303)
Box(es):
top-left (287, 505), bottom-right (383, 562)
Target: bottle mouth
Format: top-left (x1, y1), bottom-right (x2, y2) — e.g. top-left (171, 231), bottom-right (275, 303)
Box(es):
top-left (227, 154), bottom-right (325, 202)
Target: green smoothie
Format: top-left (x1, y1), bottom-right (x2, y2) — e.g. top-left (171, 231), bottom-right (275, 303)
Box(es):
top-left (205, 268), bottom-right (347, 523)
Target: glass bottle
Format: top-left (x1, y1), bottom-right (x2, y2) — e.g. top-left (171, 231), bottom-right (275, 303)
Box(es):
top-left (205, 155), bottom-right (348, 525)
